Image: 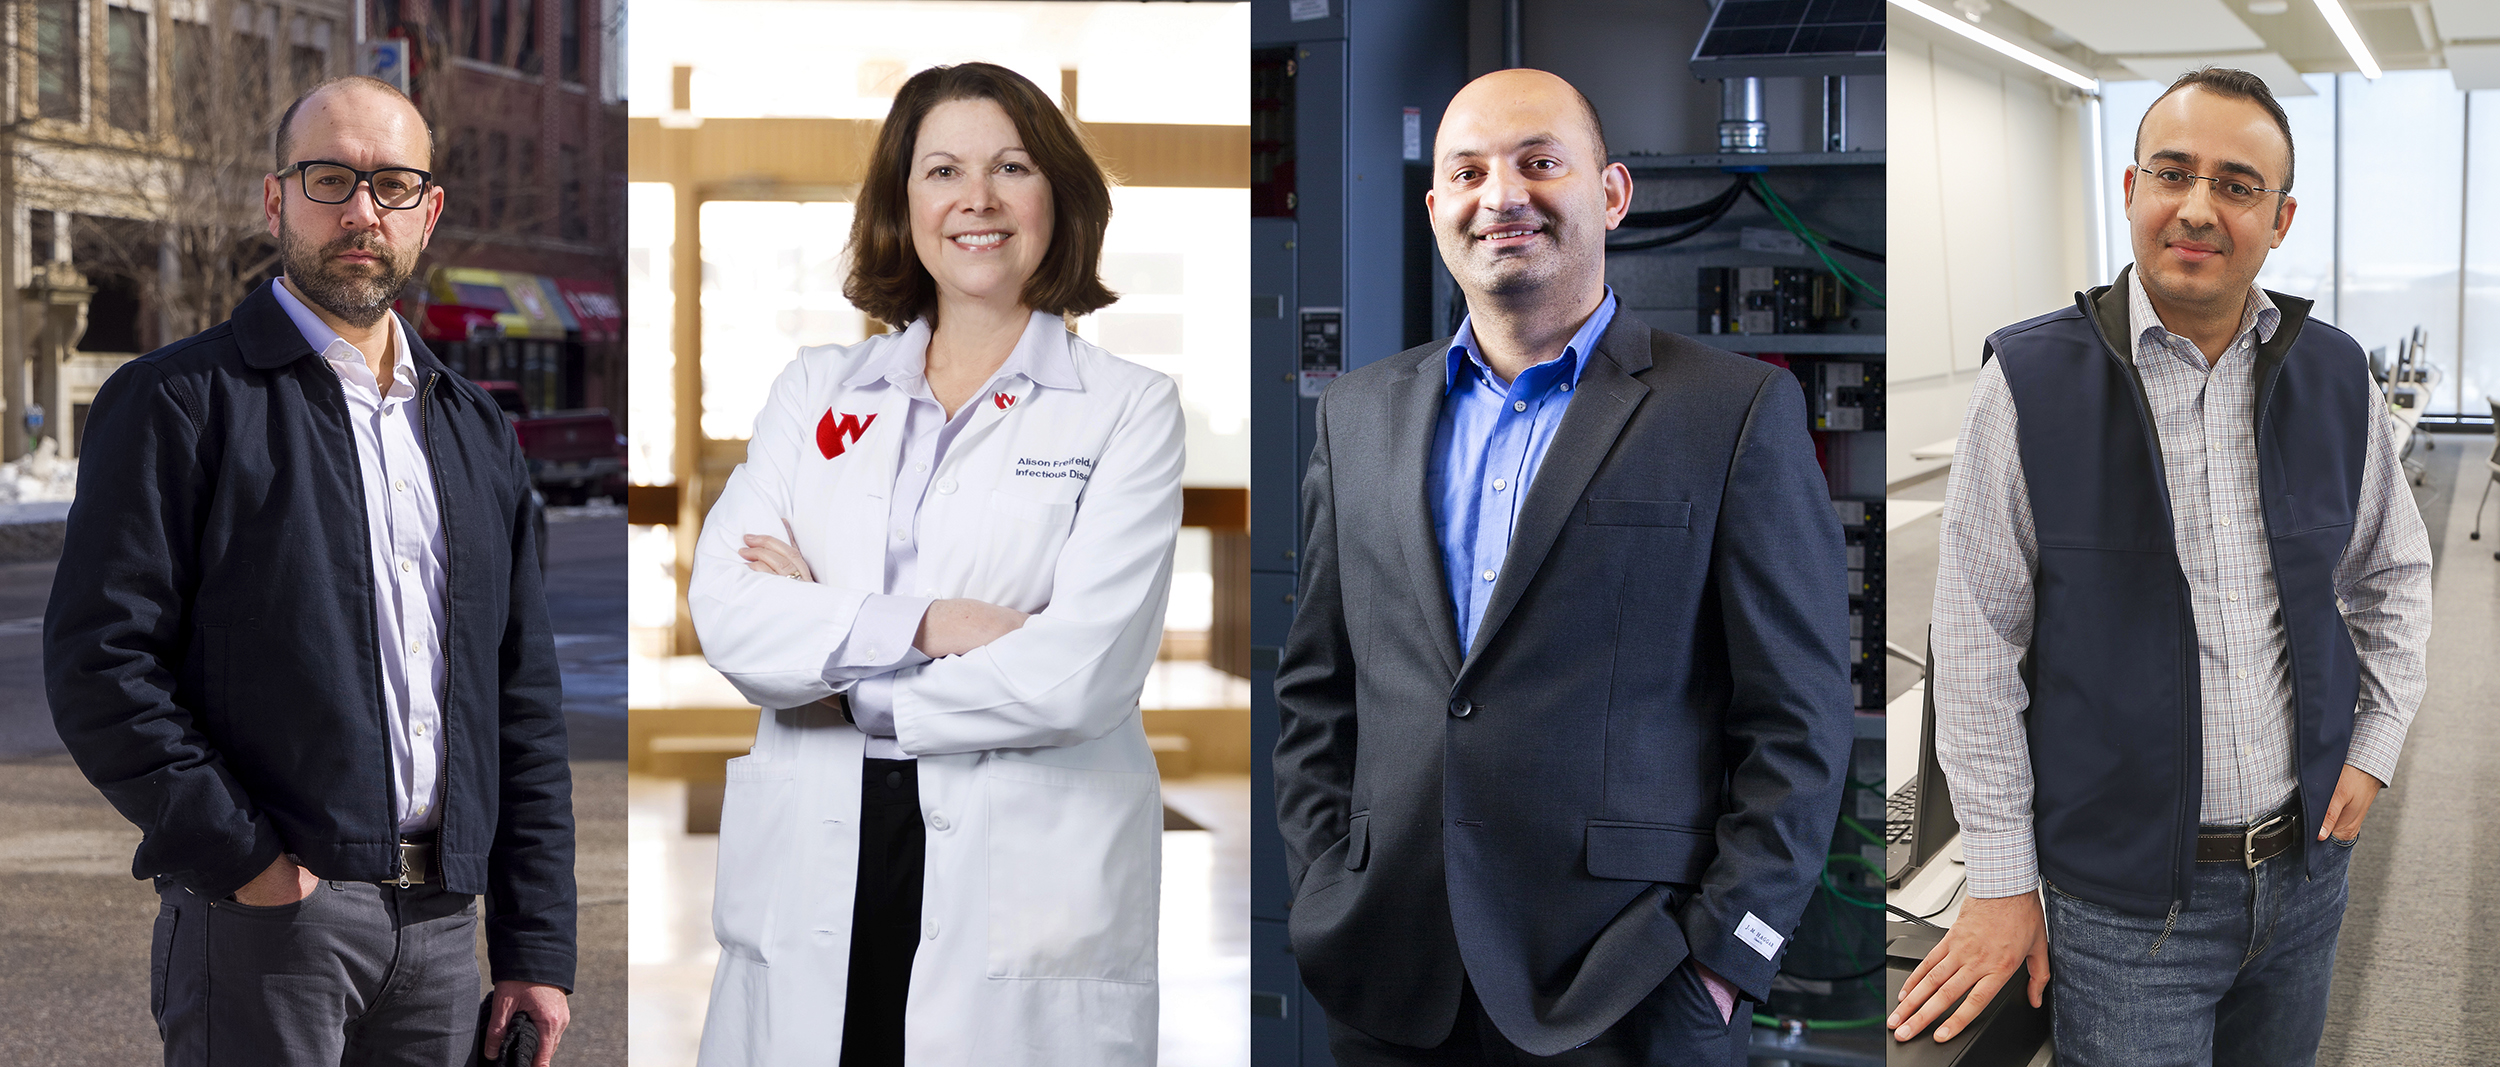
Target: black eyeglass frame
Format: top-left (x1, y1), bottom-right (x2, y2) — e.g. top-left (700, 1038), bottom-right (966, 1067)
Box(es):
top-left (2132, 163), bottom-right (2289, 210)
top-left (274, 160), bottom-right (437, 211)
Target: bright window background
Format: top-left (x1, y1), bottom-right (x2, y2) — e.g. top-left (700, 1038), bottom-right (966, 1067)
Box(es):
top-left (627, 0), bottom-right (1248, 126)
top-left (697, 201), bottom-right (867, 440)
top-left (2098, 70), bottom-right (2500, 417)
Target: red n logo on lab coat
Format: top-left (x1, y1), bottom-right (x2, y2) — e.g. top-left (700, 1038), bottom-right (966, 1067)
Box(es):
top-left (995, 392), bottom-right (1016, 409)
top-left (817, 410), bottom-right (876, 459)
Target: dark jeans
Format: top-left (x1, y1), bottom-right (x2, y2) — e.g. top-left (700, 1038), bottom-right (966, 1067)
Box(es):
top-left (2044, 830), bottom-right (2354, 1067)
top-left (1325, 967), bottom-right (1745, 1067)
top-left (840, 757), bottom-right (927, 1067)
top-left (153, 879), bottom-right (480, 1066)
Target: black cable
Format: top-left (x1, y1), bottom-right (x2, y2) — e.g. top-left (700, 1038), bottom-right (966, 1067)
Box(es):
top-left (1607, 178), bottom-right (1749, 253)
top-left (1618, 177), bottom-right (1749, 229)
top-left (1886, 904), bottom-right (1946, 931)
top-left (1885, 875), bottom-right (1968, 932)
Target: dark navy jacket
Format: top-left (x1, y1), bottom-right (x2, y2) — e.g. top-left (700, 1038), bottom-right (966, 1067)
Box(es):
top-left (1986, 267), bottom-right (2366, 916)
top-left (45, 280), bottom-right (576, 988)
top-left (1276, 314), bottom-right (1853, 1054)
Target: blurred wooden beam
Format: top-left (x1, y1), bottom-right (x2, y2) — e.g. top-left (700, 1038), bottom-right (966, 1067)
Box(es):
top-left (630, 117), bottom-right (1248, 189)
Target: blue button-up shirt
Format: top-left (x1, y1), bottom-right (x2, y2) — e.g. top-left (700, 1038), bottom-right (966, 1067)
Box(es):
top-left (1431, 289), bottom-right (1617, 651)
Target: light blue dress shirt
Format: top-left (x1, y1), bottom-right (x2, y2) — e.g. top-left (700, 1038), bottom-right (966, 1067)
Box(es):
top-left (1430, 289), bottom-right (1617, 651)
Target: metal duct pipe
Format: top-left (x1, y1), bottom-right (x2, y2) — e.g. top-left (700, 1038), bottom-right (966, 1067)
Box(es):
top-left (1503, 0), bottom-right (1522, 69)
top-left (1823, 76), bottom-right (1847, 152)
top-left (1718, 77), bottom-right (1767, 153)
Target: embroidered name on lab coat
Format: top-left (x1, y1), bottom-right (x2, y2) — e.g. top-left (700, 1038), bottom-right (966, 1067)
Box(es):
top-left (1014, 456), bottom-right (1095, 480)
top-left (817, 410), bottom-right (876, 459)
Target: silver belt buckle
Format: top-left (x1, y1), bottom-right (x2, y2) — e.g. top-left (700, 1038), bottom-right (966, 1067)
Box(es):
top-left (2243, 812), bottom-right (2292, 869)
top-left (395, 842), bottom-right (429, 887)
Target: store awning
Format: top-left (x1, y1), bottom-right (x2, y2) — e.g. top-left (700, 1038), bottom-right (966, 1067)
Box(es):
top-left (429, 267), bottom-right (569, 340)
top-left (553, 278), bottom-right (621, 344)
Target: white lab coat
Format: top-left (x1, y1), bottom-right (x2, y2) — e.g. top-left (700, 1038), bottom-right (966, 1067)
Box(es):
top-left (688, 311), bottom-right (1183, 1066)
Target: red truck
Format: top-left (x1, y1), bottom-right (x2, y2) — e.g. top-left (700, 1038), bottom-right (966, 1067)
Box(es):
top-left (476, 381), bottom-right (626, 505)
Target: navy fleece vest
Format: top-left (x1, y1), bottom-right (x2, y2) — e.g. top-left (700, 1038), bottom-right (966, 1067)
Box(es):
top-left (1984, 268), bottom-right (2367, 915)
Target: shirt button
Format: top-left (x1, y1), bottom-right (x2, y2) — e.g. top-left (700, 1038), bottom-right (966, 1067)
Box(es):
top-left (2219, 518), bottom-right (2232, 527)
top-left (1448, 698), bottom-right (1473, 718)
top-left (2237, 668), bottom-right (2249, 680)
top-left (1492, 479), bottom-right (1507, 492)
top-left (1512, 400), bottom-right (1527, 412)
top-left (864, 648), bottom-right (881, 660)
top-left (913, 463), bottom-right (928, 473)
top-left (393, 479), bottom-right (407, 492)
top-left (930, 812), bottom-right (950, 831)
top-left (399, 560), bottom-right (413, 573)
top-left (894, 528), bottom-right (907, 540)
top-left (924, 921), bottom-right (940, 940)
top-left (2228, 592), bottom-right (2238, 602)
top-left (936, 479), bottom-right (957, 495)
top-left (413, 721), bottom-right (428, 737)
top-left (408, 640), bottom-right (422, 654)
top-left (1481, 569), bottom-right (1496, 582)
top-left (1561, 383), bottom-right (1571, 392)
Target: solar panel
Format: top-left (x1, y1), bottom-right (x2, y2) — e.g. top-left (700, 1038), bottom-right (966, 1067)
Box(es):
top-left (1691, 0), bottom-right (1886, 79)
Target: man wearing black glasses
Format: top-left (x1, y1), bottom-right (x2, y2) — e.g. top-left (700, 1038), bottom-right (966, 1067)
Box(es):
top-left (1888, 68), bottom-right (2431, 1065)
top-left (46, 75), bottom-right (575, 1066)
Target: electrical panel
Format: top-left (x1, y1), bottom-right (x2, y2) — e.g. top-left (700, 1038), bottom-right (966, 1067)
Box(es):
top-left (1806, 359), bottom-right (1882, 431)
top-left (1698, 265), bottom-right (1849, 334)
top-left (1836, 499), bottom-right (1884, 712)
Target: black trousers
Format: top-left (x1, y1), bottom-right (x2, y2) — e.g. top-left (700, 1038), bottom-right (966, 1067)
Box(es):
top-left (840, 757), bottom-right (927, 1067)
top-left (1325, 968), bottom-right (1747, 1067)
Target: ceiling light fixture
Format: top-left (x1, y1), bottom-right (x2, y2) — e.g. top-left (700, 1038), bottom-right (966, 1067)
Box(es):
top-left (1888, 0), bottom-right (2099, 92)
top-left (2310, 0), bottom-right (2382, 79)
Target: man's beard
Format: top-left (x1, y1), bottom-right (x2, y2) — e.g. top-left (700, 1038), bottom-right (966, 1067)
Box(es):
top-left (280, 218), bottom-right (416, 329)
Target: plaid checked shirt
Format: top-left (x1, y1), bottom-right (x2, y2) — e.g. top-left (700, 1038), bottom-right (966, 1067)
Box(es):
top-left (1932, 273), bottom-right (2434, 899)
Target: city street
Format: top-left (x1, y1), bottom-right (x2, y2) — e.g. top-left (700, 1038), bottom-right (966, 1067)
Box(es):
top-left (0, 509), bottom-right (627, 1064)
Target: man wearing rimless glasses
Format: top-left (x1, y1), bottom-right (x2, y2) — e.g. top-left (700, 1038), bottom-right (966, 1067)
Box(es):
top-left (1889, 68), bottom-right (2431, 1065)
top-left (46, 75), bottom-right (575, 1065)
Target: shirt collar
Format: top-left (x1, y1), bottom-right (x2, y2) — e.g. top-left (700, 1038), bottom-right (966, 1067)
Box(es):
top-left (273, 277), bottom-right (416, 399)
top-left (2126, 269), bottom-right (2280, 365)
top-left (1445, 287), bottom-right (1618, 393)
top-left (843, 309), bottom-right (1083, 393)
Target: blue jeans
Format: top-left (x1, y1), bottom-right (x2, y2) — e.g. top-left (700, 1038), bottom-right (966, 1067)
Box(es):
top-left (2043, 830), bottom-right (2354, 1067)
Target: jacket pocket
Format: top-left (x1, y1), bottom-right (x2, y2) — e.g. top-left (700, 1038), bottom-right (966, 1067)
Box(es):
top-left (1582, 499), bottom-right (1692, 527)
top-left (984, 759), bottom-right (1160, 983)
top-left (1586, 820), bottom-right (1716, 885)
top-left (713, 757), bottom-right (797, 963)
top-left (150, 900), bottom-right (177, 1021)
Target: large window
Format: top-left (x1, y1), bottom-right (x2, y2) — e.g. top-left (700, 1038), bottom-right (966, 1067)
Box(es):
top-left (107, 6), bottom-right (149, 132)
top-left (37, 0), bottom-right (82, 121)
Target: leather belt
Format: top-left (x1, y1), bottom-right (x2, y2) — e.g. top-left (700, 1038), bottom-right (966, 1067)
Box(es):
top-left (393, 831), bottom-right (438, 887)
top-left (2194, 810), bottom-right (2300, 868)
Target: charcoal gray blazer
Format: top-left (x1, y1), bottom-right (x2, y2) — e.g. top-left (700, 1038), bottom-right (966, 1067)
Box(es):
top-left (1273, 312), bottom-right (1854, 1055)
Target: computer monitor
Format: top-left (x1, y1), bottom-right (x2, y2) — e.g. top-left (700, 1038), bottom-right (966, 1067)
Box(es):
top-left (2370, 346), bottom-right (2389, 383)
top-left (1887, 628), bottom-right (1960, 889)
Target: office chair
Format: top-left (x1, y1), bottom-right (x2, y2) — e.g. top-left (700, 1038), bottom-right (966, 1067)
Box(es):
top-left (2470, 399), bottom-right (2499, 561)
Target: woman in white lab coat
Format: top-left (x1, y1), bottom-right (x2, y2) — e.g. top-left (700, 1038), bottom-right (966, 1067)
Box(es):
top-left (686, 62), bottom-right (1182, 1067)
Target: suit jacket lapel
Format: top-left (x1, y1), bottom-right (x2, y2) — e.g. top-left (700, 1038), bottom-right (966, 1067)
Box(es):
top-left (1459, 317), bottom-right (1654, 672)
top-left (1385, 345), bottom-right (1466, 680)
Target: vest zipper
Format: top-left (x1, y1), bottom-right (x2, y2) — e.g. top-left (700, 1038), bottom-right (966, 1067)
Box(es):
top-left (2077, 284), bottom-right (2200, 911)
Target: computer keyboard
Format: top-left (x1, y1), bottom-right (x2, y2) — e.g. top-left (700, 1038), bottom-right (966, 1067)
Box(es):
top-left (1886, 780), bottom-right (1919, 844)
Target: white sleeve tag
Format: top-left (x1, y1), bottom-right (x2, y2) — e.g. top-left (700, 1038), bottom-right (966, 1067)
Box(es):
top-left (1735, 912), bottom-right (1784, 961)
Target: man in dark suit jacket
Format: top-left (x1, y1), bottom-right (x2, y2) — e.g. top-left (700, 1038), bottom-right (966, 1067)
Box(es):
top-left (1273, 68), bottom-right (1855, 1065)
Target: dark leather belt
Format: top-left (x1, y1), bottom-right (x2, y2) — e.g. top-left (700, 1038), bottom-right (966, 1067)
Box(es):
top-left (393, 831), bottom-right (438, 887)
top-left (2194, 810), bottom-right (2300, 868)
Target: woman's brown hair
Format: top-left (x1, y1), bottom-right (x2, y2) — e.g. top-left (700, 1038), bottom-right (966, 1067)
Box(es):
top-left (843, 63), bottom-right (1117, 327)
